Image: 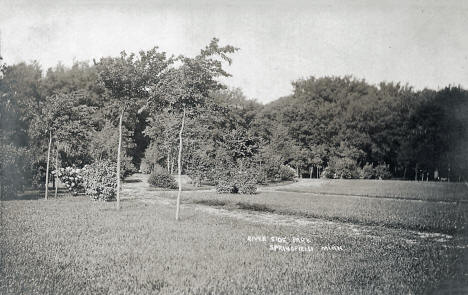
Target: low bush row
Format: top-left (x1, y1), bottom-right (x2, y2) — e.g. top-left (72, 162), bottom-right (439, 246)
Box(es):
top-left (322, 157), bottom-right (392, 179)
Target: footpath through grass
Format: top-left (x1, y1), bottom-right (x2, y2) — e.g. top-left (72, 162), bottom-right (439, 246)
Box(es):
top-left (0, 194), bottom-right (466, 294)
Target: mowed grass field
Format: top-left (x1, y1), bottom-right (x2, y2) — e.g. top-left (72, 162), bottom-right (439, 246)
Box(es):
top-left (267, 178), bottom-right (468, 202)
top-left (1, 176), bottom-right (467, 294)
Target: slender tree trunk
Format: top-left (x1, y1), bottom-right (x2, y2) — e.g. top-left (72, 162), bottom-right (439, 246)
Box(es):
top-left (171, 156), bottom-right (175, 174)
top-left (44, 130), bottom-right (52, 200)
top-left (54, 146), bottom-right (59, 198)
top-left (310, 167), bottom-right (313, 179)
top-left (175, 108), bottom-right (186, 221)
top-left (448, 165), bottom-right (451, 182)
top-left (167, 150), bottom-right (170, 172)
top-left (116, 109), bottom-right (124, 210)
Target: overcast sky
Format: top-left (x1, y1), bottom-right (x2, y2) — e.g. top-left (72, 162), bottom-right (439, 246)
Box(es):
top-left (1, 0), bottom-right (467, 103)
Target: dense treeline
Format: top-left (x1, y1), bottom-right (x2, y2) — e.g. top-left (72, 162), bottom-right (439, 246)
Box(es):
top-left (1, 46), bottom-right (467, 198)
top-left (255, 77), bottom-right (468, 181)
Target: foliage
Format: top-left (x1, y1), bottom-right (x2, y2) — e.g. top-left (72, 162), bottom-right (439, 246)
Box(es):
top-left (237, 182), bottom-right (257, 195)
top-left (140, 142), bottom-right (164, 174)
top-left (88, 121), bottom-right (137, 177)
top-left (31, 92), bottom-right (95, 155)
top-left (53, 167), bottom-right (84, 195)
top-left (215, 180), bottom-right (236, 194)
top-left (81, 160), bottom-right (117, 201)
top-left (323, 157), bottom-right (360, 179)
top-left (359, 163), bottom-right (392, 180)
top-left (374, 164), bottom-right (392, 180)
top-left (0, 144), bottom-right (31, 196)
top-left (260, 77), bottom-right (468, 180)
top-left (2, 49), bottom-right (468, 190)
top-left (360, 163), bottom-right (375, 179)
top-left (120, 155), bottom-right (138, 178)
top-left (321, 166), bottom-right (335, 179)
top-left (278, 165), bottom-right (296, 181)
top-left (215, 167), bottom-right (258, 194)
top-left (148, 166), bottom-right (177, 189)
top-left (0, 62), bottom-right (43, 147)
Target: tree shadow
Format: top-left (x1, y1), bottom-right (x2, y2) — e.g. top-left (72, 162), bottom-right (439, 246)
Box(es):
top-left (123, 179), bottom-right (142, 183)
top-left (2, 190), bottom-right (42, 201)
top-left (2, 188), bottom-right (72, 201)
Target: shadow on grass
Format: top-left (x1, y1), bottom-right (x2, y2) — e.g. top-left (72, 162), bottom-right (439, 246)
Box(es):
top-left (123, 179), bottom-right (142, 183)
top-left (2, 190), bottom-right (42, 201)
top-left (193, 199), bottom-right (276, 213)
top-left (2, 188), bottom-right (81, 201)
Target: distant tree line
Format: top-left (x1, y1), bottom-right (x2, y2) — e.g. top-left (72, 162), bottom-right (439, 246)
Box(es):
top-left (1, 48), bottom-right (467, 200)
top-left (254, 77), bottom-right (468, 181)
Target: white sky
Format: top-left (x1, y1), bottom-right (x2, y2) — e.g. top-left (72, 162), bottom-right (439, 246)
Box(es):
top-left (1, 0), bottom-right (467, 103)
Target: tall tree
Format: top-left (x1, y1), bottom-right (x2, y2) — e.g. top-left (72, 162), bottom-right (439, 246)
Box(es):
top-left (157, 38), bottom-right (238, 220)
top-left (29, 91), bottom-right (94, 199)
top-left (95, 48), bottom-right (172, 209)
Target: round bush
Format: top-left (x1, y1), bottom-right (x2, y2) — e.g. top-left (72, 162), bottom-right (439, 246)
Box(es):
top-left (360, 163), bottom-right (375, 179)
top-left (321, 166), bottom-right (335, 179)
top-left (54, 167), bottom-right (84, 195)
top-left (81, 160), bottom-right (117, 201)
top-left (148, 167), bottom-right (178, 189)
top-left (215, 168), bottom-right (258, 194)
top-left (216, 180), bottom-right (237, 194)
top-left (278, 165), bottom-right (295, 181)
top-left (374, 164), bottom-right (392, 180)
top-left (238, 182), bottom-right (257, 194)
top-left (323, 157), bottom-right (359, 179)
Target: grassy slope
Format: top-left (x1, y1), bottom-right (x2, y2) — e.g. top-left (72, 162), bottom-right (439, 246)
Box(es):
top-left (0, 196), bottom-right (465, 294)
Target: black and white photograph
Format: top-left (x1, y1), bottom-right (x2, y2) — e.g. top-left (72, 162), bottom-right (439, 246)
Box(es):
top-left (1, 0), bottom-right (467, 294)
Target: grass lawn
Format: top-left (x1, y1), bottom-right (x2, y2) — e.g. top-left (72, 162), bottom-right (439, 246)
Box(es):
top-left (268, 178), bottom-right (468, 202)
top-left (158, 189), bottom-right (465, 235)
top-left (1, 177), bottom-right (467, 294)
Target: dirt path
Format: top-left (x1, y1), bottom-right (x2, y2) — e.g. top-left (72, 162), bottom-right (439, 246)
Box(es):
top-left (121, 174), bottom-right (456, 246)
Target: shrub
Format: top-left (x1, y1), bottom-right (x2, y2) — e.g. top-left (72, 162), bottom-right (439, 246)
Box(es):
top-left (139, 161), bottom-right (151, 174)
top-left (321, 166), bottom-right (335, 179)
top-left (140, 144), bottom-right (160, 174)
top-left (257, 160), bottom-right (295, 184)
top-left (278, 165), bottom-right (295, 181)
top-left (148, 166), bottom-right (177, 189)
top-left (53, 167), bottom-right (84, 195)
top-left (0, 144), bottom-right (31, 197)
top-left (81, 160), bottom-right (117, 201)
top-left (121, 155), bottom-right (137, 178)
top-left (215, 167), bottom-right (257, 194)
top-left (238, 182), bottom-right (257, 194)
top-left (360, 163), bottom-right (375, 179)
top-left (322, 157), bottom-right (359, 179)
top-left (374, 164), bottom-right (392, 180)
top-left (216, 180), bottom-right (236, 194)
top-left (234, 169), bottom-right (258, 194)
